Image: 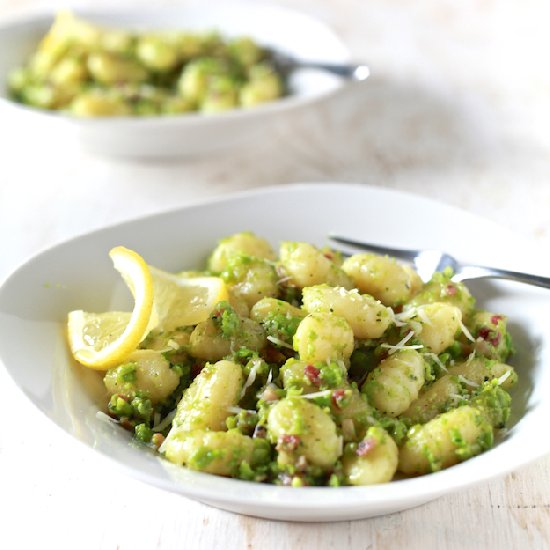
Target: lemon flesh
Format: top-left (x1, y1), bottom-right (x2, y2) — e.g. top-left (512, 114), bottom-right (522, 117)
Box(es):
top-left (149, 267), bottom-right (228, 331)
top-left (67, 246), bottom-right (154, 370)
top-left (67, 248), bottom-right (228, 370)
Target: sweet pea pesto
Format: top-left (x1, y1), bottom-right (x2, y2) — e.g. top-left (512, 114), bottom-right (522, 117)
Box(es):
top-left (97, 232), bottom-right (517, 486)
top-left (8, 12), bottom-right (284, 117)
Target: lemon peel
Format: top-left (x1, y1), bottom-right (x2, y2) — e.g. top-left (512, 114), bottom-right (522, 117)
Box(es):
top-left (67, 246), bottom-right (154, 370)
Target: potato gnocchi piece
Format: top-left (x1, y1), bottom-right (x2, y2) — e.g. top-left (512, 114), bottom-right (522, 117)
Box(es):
top-left (362, 349), bottom-right (426, 417)
top-left (221, 255), bottom-right (278, 309)
top-left (136, 34), bottom-right (180, 71)
top-left (398, 405), bottom-right (493, 475)
top-left (412, 302), bottom-right (462, 354)
top-left (450, 358), bottom-right (517, 389)
top-left (402, 358), bottom-right (517, 424)
top-left (170, 359), bottom-right (242, 432)
top-left (267, 397), bottom-right (341, 468)
top-left (140, 328), bottom-right (191, 352)
top-left (343, 427), bottom-right (398, 485)
top-left (279, 242), bottom-right (353, 289)
top-left (250, 297), bottom-right (306, 325)
top-left (71, 91), bottom-right (132, 116)
top-left (280, 359), bottom-right (319, 394)
top-left (302, 284), bottom-right (393, 339)
top-left (189, 315), bottom-right (265, 361)
top-left (278, 359), bottom-right (372, 439)
top-left (208, 231), bottom-right (276, 273)
top-left (280, 358), bottom-right (347, 393)
top-left (104, 349), bottom-right (180, 404)
top-left (227, 287), bottom-right (250, 318)
top-left (50, 57), bottom-right (88, 87)
top-left (469, 311), bottom-right (513, 361)
top-left (162, 429), bottom-right (269, 475)
top-left (342, 253), bottom-right (422, 307)
top-left (400, 376), bottom-right (459, 425)
top-left (293, 313), bottom-right (354, 364)
top-left (333, 388), bottom-right (375, 443)
top-left (240, 64), bottom-right (282, 107)
top-left (408, 270), bottom-right (476, 319)
top-left (251, 297), bottom-right (305, 347)
top-left (88, 52), bottom-right (148, 85)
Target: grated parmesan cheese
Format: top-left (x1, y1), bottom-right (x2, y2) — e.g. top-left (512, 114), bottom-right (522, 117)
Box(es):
top-left (459, 320), bottom-right (476, 343)
top-left (380, 331), bottom-right (424, 355)
top-left (408, 320), bottom-right (423, 335)
top-left (240, 359), bottom-right (261, 399)
top-left (424, 352), bottom-right (448, 372)
top-left (448, 393), bottom-right (466, 405)
top-left (300, 390), bottom-right (331, 400)
top-left (226, 405), bottom-right (256, 415)
top-left (152, 410), bottom-right (177, 432)
top-left (267, 335), bottom-right (294, 350)
top-left (387, 308), bottom-right (404, 327)
top-left (153, 411), bottom-right (161, 427)
top-left (457, 374), bottom-right (479, 388)
top-left (394, 308), bottom-right (417, 326)
top-left (415, 306), bottom-right (433, 326)
top-left (497, 369), bottom-right (512, 386)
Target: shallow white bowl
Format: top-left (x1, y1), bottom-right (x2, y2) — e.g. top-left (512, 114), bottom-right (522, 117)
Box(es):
top-left (0, 3), bottom-right (351, 158)
top-left (1, 183), bottom-right (549, 521)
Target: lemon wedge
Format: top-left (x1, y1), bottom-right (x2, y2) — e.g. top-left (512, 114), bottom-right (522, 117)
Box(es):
top-left (67, 247), bottom-right (228, 370)
top-left (149, 266), bottom-right (228, 331)
top-left (67, 246), bottom-right (154, 370)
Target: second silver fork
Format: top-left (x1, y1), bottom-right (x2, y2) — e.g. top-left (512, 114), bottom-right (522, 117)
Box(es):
top-left (329, 235), bottom-right (550, 289)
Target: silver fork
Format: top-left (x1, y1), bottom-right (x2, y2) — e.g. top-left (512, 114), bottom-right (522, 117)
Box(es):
top-left (266, 49), bottom-right (370, 81)
top-left (329, 235), bottom-right (550, 289)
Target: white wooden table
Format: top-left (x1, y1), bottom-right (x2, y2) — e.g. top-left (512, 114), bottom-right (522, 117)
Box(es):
top-left (1, 1), bottom-right (549, 548)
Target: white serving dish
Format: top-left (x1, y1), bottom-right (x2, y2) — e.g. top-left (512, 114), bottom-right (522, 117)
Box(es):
top-left (1, 183), bottom-right (549, 521)
top-left (0, 3), bottom-right (351, 158)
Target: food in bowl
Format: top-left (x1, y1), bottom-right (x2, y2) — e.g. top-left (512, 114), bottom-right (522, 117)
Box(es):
top-left (67, 232), bottom-right (517, 487)
top-left (7, 11), bottom-right (284, 116)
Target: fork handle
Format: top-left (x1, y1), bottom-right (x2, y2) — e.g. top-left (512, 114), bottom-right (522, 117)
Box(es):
top-left (301, 62), bottom-right (370, 81)
top-left (456, 265), bottom-right (550, 289)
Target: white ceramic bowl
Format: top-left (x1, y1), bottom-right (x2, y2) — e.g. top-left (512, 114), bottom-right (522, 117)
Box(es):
top-left (0, 3), bottom-right (351, 158)
top-left (1, 183), bottom-right (549, 521)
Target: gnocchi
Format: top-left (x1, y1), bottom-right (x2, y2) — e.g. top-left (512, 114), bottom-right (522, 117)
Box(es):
top-left (362, 349), bottom-right (426, 417)
top-left (267, 397), bottom-right (341, 468)
top-left (74, 232), bottom-right (518, 487)
top-left (342, 253), bottom-right (422, 307)
top-left (301, 284), bottom-right (393, 339)
top-left (8, 12), bottom-right (286, 117)
top-left (293, 312), bottom-right (354, 364)
top-left (342, 427), bottom-right (398, 485)
top-left (279, 242), bottom-right (353, 289)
